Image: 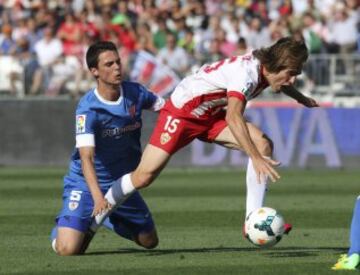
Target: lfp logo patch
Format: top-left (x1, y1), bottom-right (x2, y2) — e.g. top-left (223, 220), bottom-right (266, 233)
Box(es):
top-left (76, 115), bottom-right (86, 134)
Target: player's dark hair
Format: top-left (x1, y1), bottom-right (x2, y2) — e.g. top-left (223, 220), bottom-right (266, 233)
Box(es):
top-left (86, 41), bottom-right (118, 69)
top-left (253, 37), bottom-right (308, 74)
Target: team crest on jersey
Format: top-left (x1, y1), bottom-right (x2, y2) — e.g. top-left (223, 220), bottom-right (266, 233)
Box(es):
top-left (160, 132), bottom-right (171, 145)
top-left (76, 115), bottom-right (86, 134)
top-left (68, 201), bottom-right (79, 211)
top-left (128, 105), bottom-right (136, 118)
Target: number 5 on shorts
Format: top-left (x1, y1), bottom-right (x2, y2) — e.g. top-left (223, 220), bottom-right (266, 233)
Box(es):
top-left (70, 190), bottom-right (82, 201)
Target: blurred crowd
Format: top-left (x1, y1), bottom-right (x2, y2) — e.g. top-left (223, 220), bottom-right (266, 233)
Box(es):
top-left (0, 0), bottom-right (359, 98)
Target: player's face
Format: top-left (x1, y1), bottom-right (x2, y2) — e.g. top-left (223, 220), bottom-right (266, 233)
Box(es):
top-left (266, 68), bottom-right (299, 92)
top-left (94, 50), bottom-right (122, 86)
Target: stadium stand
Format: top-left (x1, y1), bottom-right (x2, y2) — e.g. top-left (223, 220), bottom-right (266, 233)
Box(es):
top-left (0, 0), bottom-right (358, 104)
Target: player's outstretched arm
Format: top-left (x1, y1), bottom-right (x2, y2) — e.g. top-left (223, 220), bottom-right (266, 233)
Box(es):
top-left (79, 147), bottom-right (113, 216)
top-left (226, 97), bottom-right (280, 183)
top-left (281, 85), bottom-right (319, 108)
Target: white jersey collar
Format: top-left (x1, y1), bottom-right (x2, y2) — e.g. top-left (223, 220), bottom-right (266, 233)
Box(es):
top-left (94, 86), bottom-right (123, 105)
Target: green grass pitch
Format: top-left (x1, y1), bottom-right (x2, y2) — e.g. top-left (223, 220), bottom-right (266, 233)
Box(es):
top-left (0, 167), bottom-right (357, 274)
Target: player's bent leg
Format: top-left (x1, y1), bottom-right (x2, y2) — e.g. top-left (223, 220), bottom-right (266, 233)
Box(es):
top-left (212, 123), bottom-right (291, 236)
top-left (131, 144), bottom-right (171, 189)
top-left (213, 123), bottom-right (272, 217)
top-left (51, 214), bottom-right (93, 256)
top-left (213, 122), bottom-right (273, 156)
top-left (103, 218), bottom-right (158, 249)
top-left (106, 191), bottom-right (159, 249)
top-left (212, 125), bottom-right (242, 150)
top-left (89, 145), bottom-right (171, 232)
top-left (52, 188), bottom-right (95, 255)
top-left (244, 125), bottom-right (272, 216)
top-left (55, 227), bottom-right (85, 256)
top-left (242, 125), bottom-right (295, 233)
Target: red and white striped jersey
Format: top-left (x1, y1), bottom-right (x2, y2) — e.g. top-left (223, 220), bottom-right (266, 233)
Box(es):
top-left (170, 54), bottom-right (268, 118)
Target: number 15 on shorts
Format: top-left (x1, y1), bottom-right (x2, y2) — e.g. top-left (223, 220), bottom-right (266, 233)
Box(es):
top-left (164, 116), bottom-right (180, 133)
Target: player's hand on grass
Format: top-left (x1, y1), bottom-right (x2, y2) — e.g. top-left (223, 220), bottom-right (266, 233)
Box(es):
top-left (253, 156), bottom-right (281, 183)
top-left (92, 196), bottom-right (113, 217)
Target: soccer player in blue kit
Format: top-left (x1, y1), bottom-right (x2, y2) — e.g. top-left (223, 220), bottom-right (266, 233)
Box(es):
top-left (50, 41), bottom-right (164, 255)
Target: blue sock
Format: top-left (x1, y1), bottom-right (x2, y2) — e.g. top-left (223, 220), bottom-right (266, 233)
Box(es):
top-left (348, 196), bottom-right (360, 255)
top-left (102, 217), bottom-right (133, 241)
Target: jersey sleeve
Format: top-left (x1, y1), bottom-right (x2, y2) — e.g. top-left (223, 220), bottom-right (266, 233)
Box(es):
top-left (138, 84), bottom-right (165, 111)
top-left (223, 60), bottom-right (259, 102)
top-left (75, 109), bottom-right (96, 148)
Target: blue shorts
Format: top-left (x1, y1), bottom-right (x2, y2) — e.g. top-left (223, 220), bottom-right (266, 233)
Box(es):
top-left (55, 186), bottom-right (155, 237)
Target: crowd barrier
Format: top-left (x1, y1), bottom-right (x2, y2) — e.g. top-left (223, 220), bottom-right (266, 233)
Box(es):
top-left (1, 100), bottom-right (359, 168)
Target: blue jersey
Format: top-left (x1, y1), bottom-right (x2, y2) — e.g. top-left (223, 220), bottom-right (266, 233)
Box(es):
top-left (64, 81), bottom-right (161, 190)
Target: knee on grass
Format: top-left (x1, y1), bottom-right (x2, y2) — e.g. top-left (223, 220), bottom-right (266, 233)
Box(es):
top-left (52, 239), bottom-right (84, 256)
top-left (136, 234), bottom-right (159, 249)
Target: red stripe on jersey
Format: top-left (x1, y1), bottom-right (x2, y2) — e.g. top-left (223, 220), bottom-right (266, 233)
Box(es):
top-left (183, 90), bottom-right (227, 108)
top-left (227, 91), bottom-right (247, 101)
top-left (176, 90), bottom-right (228, 119)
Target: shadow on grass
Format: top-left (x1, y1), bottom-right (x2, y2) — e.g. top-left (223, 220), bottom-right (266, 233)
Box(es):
top-left (86, 246), bottom-right (347, 257)
top-left (263, 247), bottom-right (346, 258)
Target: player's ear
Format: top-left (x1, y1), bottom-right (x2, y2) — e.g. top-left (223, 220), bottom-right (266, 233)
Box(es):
top-left (262, 66), bottom-right (269, 77)
top-left (90, 67), bottom-right (99, 77)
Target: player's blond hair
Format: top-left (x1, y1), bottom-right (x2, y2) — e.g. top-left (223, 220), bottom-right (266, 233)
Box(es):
top-left (253, 37), bottom-right (308, 74)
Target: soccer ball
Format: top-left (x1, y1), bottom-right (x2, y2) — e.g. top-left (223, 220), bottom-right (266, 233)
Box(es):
top-left (245, 207), bottom-right (285, 248)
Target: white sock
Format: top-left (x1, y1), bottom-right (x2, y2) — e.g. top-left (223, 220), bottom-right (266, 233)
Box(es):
top-left (245, 157), bottom-right (268, 218)
top-left (104, 174), bottom-right (135, 205)
top-left (90, 173), bottom-right (136, 232)
top-left (51, 239), bottom-right (57, 253)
